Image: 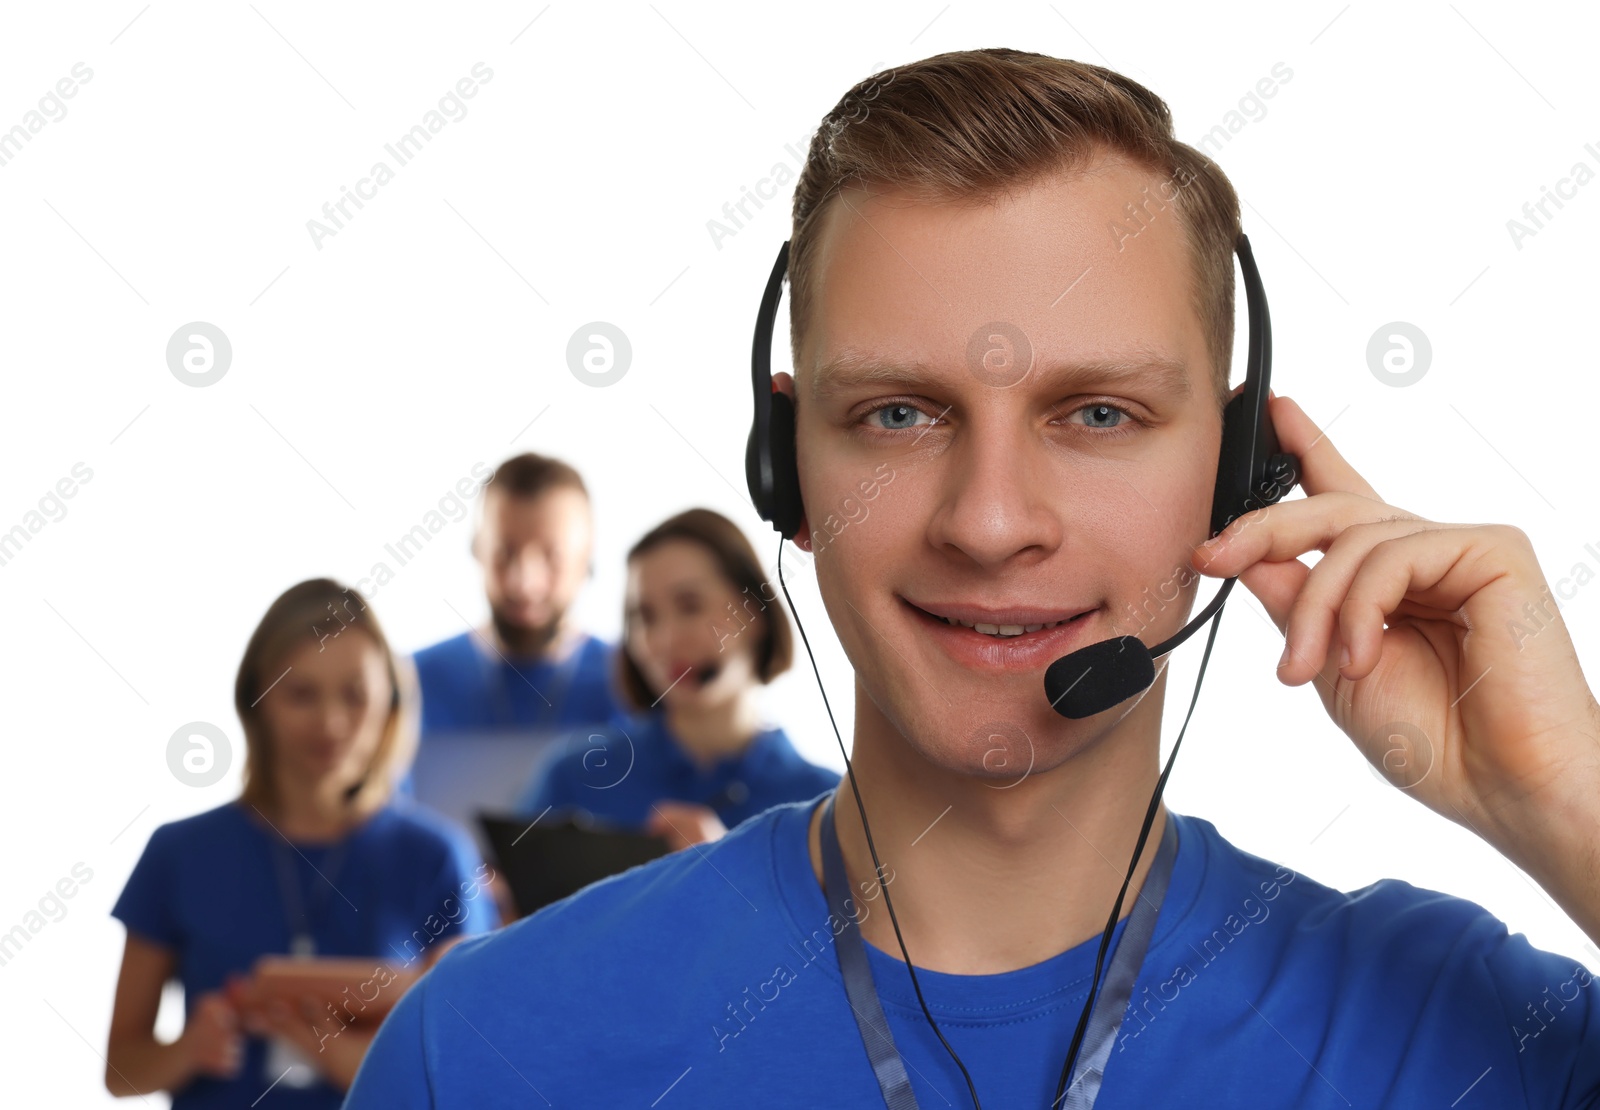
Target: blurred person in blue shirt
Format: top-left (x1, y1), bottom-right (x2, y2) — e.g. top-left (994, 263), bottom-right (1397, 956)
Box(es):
top-left (517, 507), bottom-right (838, 851)
top-left (406, 453), bottom-right (627, 754)
top-left (105, 578), bottom-right (497, 1107)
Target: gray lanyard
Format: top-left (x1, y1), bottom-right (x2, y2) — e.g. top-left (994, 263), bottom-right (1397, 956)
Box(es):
top-left (819, 794), bottom-right (1178, 1110)
top-left (269, 837), bottom-right (351, 957)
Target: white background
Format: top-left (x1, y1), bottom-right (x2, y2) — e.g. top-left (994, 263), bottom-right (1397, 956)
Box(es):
top-left (2, 1), bottom-right (1597, 1104)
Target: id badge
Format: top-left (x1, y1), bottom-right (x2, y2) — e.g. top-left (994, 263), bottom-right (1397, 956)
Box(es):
top-left (262, 1033), bottom-right (319, 1088)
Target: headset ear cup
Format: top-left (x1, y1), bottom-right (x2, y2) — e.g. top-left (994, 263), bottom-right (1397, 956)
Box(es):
top-left (1209, 392), bottom-right (1252, 536)
top-left (745, 420), bottom-right (771, 523)
top-left (1210, 392), bottom-right (1301, 536)
top-left (768, 390), bottom-right (805, 541)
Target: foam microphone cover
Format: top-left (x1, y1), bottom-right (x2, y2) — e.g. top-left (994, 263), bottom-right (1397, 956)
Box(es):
top-left (1043, 636), bottom-right (1156, 719)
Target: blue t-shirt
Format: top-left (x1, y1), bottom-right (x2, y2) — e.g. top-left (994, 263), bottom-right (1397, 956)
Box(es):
top-left (514, 710), bottom-right (840, 829)
top-left (344, 799), bottom-right (1600, 1108)
top-left (410, 629), bottom-right (625, 736)
top-left (110, 798), bottom-right (499, 1109)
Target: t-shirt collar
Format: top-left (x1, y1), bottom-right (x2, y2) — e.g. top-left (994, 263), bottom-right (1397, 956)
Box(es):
top-left (769, 797), bottom-right (1207, 1020)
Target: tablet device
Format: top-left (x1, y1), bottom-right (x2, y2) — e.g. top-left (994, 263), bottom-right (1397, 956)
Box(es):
top-left (239, 957), bottom-right (421, 1024)
top-left (409, 728), bottom-right (566, 855)
top-left (477, 810), bottom-right (670, 918)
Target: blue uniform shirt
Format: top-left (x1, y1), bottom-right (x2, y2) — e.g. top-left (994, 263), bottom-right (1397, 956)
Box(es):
top-left (410, 629), bottom-right (625, 736)
top-left (514, 709), bottom-right (841, 829)
top-left (110, 798), bottom-right (499, 1109)
top-left (343, 800), bottom-right (1600, 1108)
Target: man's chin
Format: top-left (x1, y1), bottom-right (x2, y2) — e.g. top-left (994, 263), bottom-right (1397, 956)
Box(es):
top-left (489, 611), bottom-right (561, 658)
top-left (871, 683), bottom-right (1090, 782)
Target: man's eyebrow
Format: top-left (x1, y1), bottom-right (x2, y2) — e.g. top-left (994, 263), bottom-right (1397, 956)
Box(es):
top-left (810, 350), bottom-right (1194, 400)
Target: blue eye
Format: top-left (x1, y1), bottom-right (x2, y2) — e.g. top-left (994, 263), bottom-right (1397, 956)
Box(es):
top-left (859, 398), bottom-right (1140, 439)
top-left (865, 402), bottom-right (932, 432)
top-left (1075, 403), bottom-right (1128, 429)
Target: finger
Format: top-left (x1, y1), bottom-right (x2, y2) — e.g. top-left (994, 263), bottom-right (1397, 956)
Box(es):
top-left (1193, 491), bottom-right (1423, 581)
top-left (647, 804), bottom-right (688, 842)
top-left (1234, 556), bottom-right (1360, 698)
top-left (1268, 395), bottom-right (1383, 502)
top-left (1335, 525), bottom-right (1529, 681)
top-left (1273, 519), bottom-right (1447, 686)
top-left (1233, 556), bottom-right (1312, 639)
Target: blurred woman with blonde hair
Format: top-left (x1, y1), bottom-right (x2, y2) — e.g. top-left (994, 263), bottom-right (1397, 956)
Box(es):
top-left (105, 579), bottom-right (498, 1106)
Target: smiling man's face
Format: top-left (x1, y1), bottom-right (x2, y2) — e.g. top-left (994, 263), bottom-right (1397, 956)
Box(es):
top-left (775, 149), bottom-right (1230, 779)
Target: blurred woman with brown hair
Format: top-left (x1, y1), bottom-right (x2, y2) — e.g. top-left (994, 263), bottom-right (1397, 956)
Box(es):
top-left (515, 508), bottom-right (838, 851)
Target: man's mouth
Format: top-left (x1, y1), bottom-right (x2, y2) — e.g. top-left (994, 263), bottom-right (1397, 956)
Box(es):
top-left (903, 598), bottom-right (1096, 638)
top-left (896, 596), bottom-right (1101, 673)
top-left (931, 614), bottom-right (1086, 638)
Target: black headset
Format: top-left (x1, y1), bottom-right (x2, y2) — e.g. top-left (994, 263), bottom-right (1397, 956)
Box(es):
top-left (747, 232), bottom-right (1297, 545)
top-left (744, 231), bottom-right (1300, 1107)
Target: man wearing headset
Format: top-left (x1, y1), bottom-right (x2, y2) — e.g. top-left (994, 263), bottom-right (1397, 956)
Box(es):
top-left (345, 49), bottom-right (1600, 1107)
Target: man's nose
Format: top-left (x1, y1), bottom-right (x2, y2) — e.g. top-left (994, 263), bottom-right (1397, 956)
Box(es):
top-left (923, 418), bottom-right (1065, 570)
top-left (503, 551), bottom-right (554, 594)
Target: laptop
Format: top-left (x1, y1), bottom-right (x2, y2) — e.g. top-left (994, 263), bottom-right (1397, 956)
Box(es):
top-left (477, 811), bottom-right (670, 918)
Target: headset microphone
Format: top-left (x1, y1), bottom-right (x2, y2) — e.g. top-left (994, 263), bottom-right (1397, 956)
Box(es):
top-left (695, 663), bottom-right (722, 687)
top-left (1044, 578), bottom-right (1236, 719)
